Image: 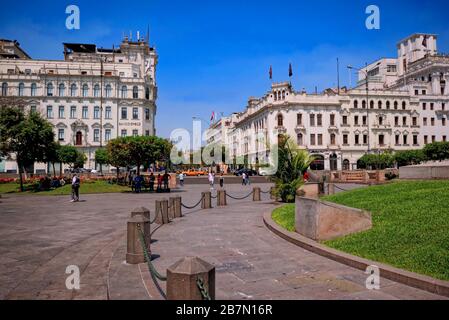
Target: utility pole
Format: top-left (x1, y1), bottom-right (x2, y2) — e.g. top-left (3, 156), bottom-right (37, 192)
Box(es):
top-left (99, 56), bottom-right (104, 174)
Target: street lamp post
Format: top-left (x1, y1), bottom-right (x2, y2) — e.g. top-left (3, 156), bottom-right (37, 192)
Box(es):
top-left (348, 64), bottom-right (371, 154)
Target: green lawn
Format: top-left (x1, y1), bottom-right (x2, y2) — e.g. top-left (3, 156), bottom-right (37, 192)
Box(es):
top-left (272, 204), bottom-right (296, 232)
top-left (0, 181), bottom-right (129, 195)
top-left (272, 180), bottom-right (449, 281)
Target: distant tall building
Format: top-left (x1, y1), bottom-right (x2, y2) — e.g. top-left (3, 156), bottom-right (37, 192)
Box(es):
top-left (211, 33), bottom-right (449, 171)
top-left (0, 35), bottom-right (158, 173)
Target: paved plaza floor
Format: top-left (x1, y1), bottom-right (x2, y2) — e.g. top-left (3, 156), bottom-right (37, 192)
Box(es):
top-left (0, 183), bottom-right (446, 300)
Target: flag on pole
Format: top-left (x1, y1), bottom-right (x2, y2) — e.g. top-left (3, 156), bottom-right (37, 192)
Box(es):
top-left (269, 65), bottom-right (273, 80)
top-left (289, 63), bottom-right (293, 78)
top-left (210, 111), bottom-right (215, 122)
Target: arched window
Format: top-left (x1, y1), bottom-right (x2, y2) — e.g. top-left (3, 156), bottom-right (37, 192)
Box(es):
top-left (58, 83), bottom-right (65, 97)
top-left (330, 153), bottom-right (338, 171)
top-left (70, 84), bottom-right (77, 97)
top-left (133, 86), bottom-right (138, 99)
top-left (18, 83), bottom-right (25, 96)
top-left (121, 85), bottom-right (127, 99)
top-left (282, 90), bottom-right (285, 100)
top-left (31, 83), bottom-right (37, 96)
top-left (386, 101), bottom-right (390, 109)
top-left (343, 159), bottom-right (350, 171)
top-left (105, 84), bottom-right (112, 98)
top-left (370, 100), bottom-right (374, 109)
top-left (310, 155), bottom-right (325, 171)
top-left (297, 133), bottom-right (303, 146)
top-left (277, 114), bottom-right (284, 127)
top-left (274, 92), bottom-right (277, 101)
top-left (75, 131), bottom-right (83, 146)
top-left (47, 83), bottom-right (54, 96)
top-left (94, 84), bottom-right (100, 97)
top-left (82, 84), bottom-right (89, 97)
top-left (402, 101), bottom-right (406, 110)
top-left (1, 82), bottom-right (7, 96)
top-left (394, 101), bottom-right (398, 109)
top-left (354, 100), bottom-right (358, 108)
top-left (330, 133), bottom-right (336, 145)
top-left (378, 101), bottom-right (382, 109)
top-left (362, 100), bottom-right (366, 108)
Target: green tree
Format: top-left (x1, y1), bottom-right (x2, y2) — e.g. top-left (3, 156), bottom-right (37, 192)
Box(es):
top-left (423, 142), bottom-right (449, 162)
top-left (95, 148), bottom-right (109, 173)
top-left (272, 135), bottom-right (315, 203)
top-left (43, 141), bottom-right (61, 177)
top-left (358, 152), bottom-right (394, 169)
top-left (0, 107), bottom-right (55, 191)
top-left (57, 145), bottom-right (82, 170)
top-left (394, 150), bottom-right (427, 167)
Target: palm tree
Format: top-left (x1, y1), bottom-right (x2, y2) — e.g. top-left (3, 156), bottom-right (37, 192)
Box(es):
top-left (272, 135), bottom-right (315, 202)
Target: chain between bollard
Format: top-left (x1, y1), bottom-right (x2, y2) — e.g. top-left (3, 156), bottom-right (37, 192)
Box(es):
top-left (196, 277), bottom-right (211, 300)
top-left (226, 191), bottom-right (254, 200)
top-left (260, 189), bottom-right (271, 194)
top-left (181, 195), bottom-right (205, 209)
top-left (137, 223), bottom-right (167, 282)
top-left (334, 184), bottom-right (349, 192)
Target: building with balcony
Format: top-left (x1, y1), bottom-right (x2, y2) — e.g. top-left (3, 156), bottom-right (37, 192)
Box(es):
top-left (211, 33), bottom-right (448, 171)
top-left (0, 35), bottom-right (158, 173)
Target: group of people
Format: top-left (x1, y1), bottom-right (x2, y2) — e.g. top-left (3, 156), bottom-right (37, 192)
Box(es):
top-left (129, 172), bottom-right (171, 193)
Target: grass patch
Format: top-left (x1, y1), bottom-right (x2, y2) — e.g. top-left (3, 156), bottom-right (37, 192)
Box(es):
top-left (272, 204), bottom-right (296, 232)
top-left (321, 180), bottom-right (449, 281)
top-left (0, 181), bottom-right (129, 196)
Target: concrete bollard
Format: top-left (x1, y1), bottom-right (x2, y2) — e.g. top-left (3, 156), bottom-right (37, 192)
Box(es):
top-left (166, 257), bottom-right (215, 300)
top-left (168, 197), bottom-right (175, 220)
top-left (172, 196), bottom-right (182, 218)
top-left (217, 190), bottom-right (227, 206)
top-left (201, 191), bottom-right (212, 209)
top-left (328, 183), bottom-right (335, 195)
top-left (253, 187), bottom-right (261, 201)
top-left (126, 207), bottom-right (151, 264)
top-left (155, 199), bottom-right (170, 224)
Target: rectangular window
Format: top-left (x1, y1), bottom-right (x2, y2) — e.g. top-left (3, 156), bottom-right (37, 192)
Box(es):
top-left (121, 107), bottom-right (127, 119)
top-left (430, 103), bottom-right (434, 110)
top-left (403, 117), bottom-right (407, 126)
top-left (30, 105), bottom-right (37, 113)
top-left (145, 108), bottom-right (150, 121)
top-left (105, 106), bottom-right (112, 119)
top-left (46, 106), bottom-right (53, 119)
top-left (412, 117), bottom-right (417, 126)
top-left (342, 116), bottom-right (348, 125)
top-left (132, 129), bottom-right (138, 137)
top-left (413, 135), bottom-right (418, 145)
top-left (424, 135), bottom-right (428, 144)
top-left (105, 129), bottom-right (111, 142)
top-left (443, 103), bottom-right (446, 110)
top-left (58, 129), bottom-right (65, 141)
top-left (443, 136), bottom-right (447, 142)
top-left (362, 116), bottom-right (367, 125)
top-left (132, 108), bottom-right (139, 120)
top-left (94, 106), bottom-right (100, 119)
top-left (82, 106), bottom-right (88, 119)
top-left (70, 106), bottom-right (76, 119)
top-left (310, 114), bottom-right (315, 126)
top-left (432, 135), bottom-right (436, 143)
top-left (431, 118), bottom-right (435, 126)
top-left (423, 117), bottom-right (427, 126)
top-left (395, 117), bottom-right (399, 126)
top-left (395, 135), bottom-right (400, 145)
top-left (443, 118), bottom-right (447, 126)
top-left (317, 134), bottom-right (323, 145)
top-left (403, 135), bottom-right (408, 145)
top-left (330, 114), bottom-right (335, 126)
top-left (343, 134), bottom-right (348, 145)
top-left (121, 129), bottom-right (127, 137)
top-left (363, 134), bottom-right (368, 145)
top-left (317, 114), bottom-right (322, 126)
top-left (355, 134), bottom-right (359, 145)
top-left (423, 103), bottom-right (426, 110)
top-left (58, 106), bottom-right (65, 119)
top-left (310, 134), bottom-right (316, 145)
top-left (297, 113), bottom-right (303, 125)
top-left (354, 116), bottom-right (359, 125)
top-left (94, 129), bottom-right (100, 142)
top-left (379, 134), bottom-right (384, 146)
top-left (145, 130), bottom-right (150, 136)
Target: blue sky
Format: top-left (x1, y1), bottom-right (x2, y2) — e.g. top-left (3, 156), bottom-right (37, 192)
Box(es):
top-left (1, 0), bottom-right (449, 138)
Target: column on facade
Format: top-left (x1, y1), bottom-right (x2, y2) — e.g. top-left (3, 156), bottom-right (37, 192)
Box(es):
top-left (432, 72), bottom-right (441, 95)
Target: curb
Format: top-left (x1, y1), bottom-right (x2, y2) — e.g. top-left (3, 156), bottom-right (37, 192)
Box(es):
top-left (263, 211), bottom-right (449, 298)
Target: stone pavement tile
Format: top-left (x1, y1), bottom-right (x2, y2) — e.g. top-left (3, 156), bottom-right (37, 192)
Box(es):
top-left (378, 283), bottom-right (448, 300)
top-left (338, 290), bottom-right (400, 300)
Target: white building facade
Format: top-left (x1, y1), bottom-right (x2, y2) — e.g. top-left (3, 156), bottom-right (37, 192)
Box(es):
top-left (0, 36), bottom-right (158, 173)
top-left (217, 33), bottom-right (449, 171)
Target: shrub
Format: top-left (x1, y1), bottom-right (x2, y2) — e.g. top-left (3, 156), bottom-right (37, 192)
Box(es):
top-left (394, 149), bottom-right (427, 167)
top-left (423, 142), bottom-right (449, 162)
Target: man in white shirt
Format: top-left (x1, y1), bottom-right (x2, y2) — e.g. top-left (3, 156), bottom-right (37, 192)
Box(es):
top-left (71, 174), bottom-right (80, 202)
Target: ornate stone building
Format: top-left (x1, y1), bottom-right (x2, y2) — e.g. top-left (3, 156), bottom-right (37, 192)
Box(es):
top-left (0, 35), bottom-right (158, 173)
top-left (216, 33), bottom-right (449, 171)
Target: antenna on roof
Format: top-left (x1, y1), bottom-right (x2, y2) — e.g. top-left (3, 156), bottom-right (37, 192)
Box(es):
top-left (146, 25), bottom-right (150, 44)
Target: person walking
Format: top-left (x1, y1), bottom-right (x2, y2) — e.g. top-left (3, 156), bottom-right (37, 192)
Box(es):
top-left (149, 173), bottom-right (155, 192)
top-left (163, 172), bottom-right (170, 190)
top-left (157, 174), bottom-right (163, 191)
top-left (179, 172), bottom-right (185, 187)
top-left (71, 174), bottom-right (80, 202)
top-left (208, 172), bottom-right (215, 190)
top-left (219, 173), bottom-right (224, 188)
top-left (242, 172), bottom-right (247, 186)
